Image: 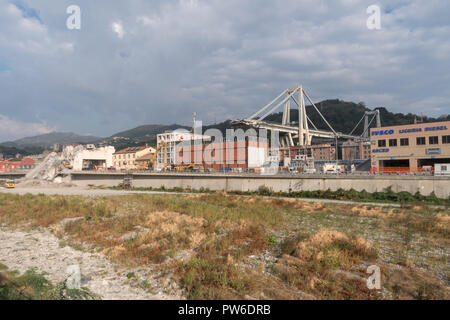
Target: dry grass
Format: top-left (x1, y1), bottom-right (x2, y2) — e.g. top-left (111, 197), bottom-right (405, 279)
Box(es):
top-left (0, 194), bottom-right (290, 266)
top-left (275, 229), bottom-right (379, 299)
top-left (0, 266), bottom-right (98, 300)
top-left (0, 193), bottom-right (448, 300)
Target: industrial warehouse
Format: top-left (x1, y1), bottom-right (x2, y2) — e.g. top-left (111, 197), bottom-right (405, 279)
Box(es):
top-left (370, 121), bottom-right (450, 173)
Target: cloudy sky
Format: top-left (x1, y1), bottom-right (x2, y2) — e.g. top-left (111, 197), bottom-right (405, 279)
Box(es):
top-left (0, 0), bottom-right (449, 141)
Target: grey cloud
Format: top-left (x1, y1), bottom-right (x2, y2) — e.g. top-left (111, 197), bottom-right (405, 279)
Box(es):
top-left (0, 0), bottom-right (449, 141)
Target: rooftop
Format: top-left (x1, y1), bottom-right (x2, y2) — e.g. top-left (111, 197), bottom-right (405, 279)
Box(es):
top-left (113, 146), bottom-right (148, 155)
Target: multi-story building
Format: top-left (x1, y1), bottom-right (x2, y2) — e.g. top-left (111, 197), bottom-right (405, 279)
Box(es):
top-left (135, 152), bottom-right (157, 170)
top-left (370, 121), bottom-right (450, 173)
top-left (113, 146), bottom-right (156, 171)
top-left (342, 140), bottom-right (371, 161)
top-left (285, 144), bottom-right (336, 161)
top-left (174, 138), bottom-right (268, 171)
top-left (156, 131), bottom-right (209, 170)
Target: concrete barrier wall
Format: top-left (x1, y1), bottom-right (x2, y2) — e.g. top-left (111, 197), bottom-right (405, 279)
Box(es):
top-left (70, 173), bottom-right (450, 198)
top-left (0, 173), bottom-right (27, 179)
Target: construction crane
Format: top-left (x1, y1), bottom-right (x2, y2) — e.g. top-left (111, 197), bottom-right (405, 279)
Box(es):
top-left (148, 141), bottom-right (167, 170)
top-left (232, 85), bottom-right (359, 148)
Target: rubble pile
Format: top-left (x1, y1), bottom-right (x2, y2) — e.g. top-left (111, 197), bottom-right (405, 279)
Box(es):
top-left (18, 146), bottom-right (85, 187)
top-left (62, 145), bottom-right (85, 164)
top-left (24, 152), bottom-right (64, 182)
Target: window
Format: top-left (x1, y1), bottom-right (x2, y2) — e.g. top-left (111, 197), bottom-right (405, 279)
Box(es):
top-left (443, 135), bottom-right (450, 144)
top-left (429, 136), bottom-right (438, 145)
top-left (378, 140), bottom-right (386, 147)
top-left (400, 138), bottom-right (409, 146)
top-left (389, 139), bottom-right (397, 147)
top-left (416, 137), bottom-right (426, 145)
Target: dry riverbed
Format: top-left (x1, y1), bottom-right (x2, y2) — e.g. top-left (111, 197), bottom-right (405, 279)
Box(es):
top-left (0, 227), bottom-right (180, 300)
top-left (0, 192), bottom-right (448, 300)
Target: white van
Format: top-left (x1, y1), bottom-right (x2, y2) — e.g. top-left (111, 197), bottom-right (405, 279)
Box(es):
top-left (434, 164), bottom-right (450, 176)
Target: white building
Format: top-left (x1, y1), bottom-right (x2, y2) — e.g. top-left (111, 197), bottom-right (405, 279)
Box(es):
top-left (72, 146), bottom-right (115, 171)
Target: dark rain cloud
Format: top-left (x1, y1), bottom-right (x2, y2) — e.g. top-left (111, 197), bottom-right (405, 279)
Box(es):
top-left (0, 0), bottom-right (449, 141)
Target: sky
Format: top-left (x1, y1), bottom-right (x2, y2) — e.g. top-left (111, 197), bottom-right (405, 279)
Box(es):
top-left (0, 0), bottom-right (449, 142)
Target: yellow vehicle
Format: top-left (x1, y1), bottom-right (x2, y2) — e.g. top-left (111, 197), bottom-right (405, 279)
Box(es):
top-left (174, 164), bottom-right (201, 172)
top-left (63, 162), bottom-right (73, 169)
top-left (148, 141), bottom-right (167, 170)
top-left (5, 180), bottom-right (15, 188)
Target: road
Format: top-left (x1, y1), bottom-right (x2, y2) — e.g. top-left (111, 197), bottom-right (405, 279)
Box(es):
top-left (0, 186), bottom-right (402, 207)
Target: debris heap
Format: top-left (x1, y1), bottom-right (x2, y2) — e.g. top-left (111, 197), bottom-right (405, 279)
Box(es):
top-left (19, 145), bottom-right (85, 187)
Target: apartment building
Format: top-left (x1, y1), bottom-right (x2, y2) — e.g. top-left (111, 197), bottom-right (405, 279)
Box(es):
top-left (285, 144), bottom-right (336, 161)
top-left (113, 146), bottom-right (156, 171)
top-left (0, 157), bottom-right (36, 172)
top-left (342, 140), bottom-right (371, 161)
top-left (156, 131), bottom-right (209, 170)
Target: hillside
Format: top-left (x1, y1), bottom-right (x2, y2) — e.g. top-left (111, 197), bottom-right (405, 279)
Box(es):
top-left (2, 132), bottom-right (102, 148)
top-left (0, 145), bottom-right (42, 159)
top-left (97, 124), bottom-right (191, 150)
top-left (98, 100), bottom-right (449, 149)
top-left (1, 100), bottom-right (447, 155)
top-left (264, 99), bottom-right (450, 135)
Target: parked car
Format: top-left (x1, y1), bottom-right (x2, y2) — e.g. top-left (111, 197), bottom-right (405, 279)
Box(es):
top-left (5, 180), bottom-right (15, 188)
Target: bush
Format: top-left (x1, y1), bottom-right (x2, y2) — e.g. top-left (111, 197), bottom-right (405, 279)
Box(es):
top-left (257, 185), bottom-right (272, 196)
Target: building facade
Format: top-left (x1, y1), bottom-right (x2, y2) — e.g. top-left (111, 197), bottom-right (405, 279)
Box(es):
top-left (342, 140), bottom-right (371, 161)
top-left (73, 146), bottom-right (116, 171)
top-left (175, 139), bottom-right (268, 171)
top-left (156, 131), bottom-right (210, 170)
top-left (135, 152), bottom-right (156, 170)
top-left (283, 144), bottom-right (336, 162)
top-left (0, 157), bottom-right (36, 172)
top-left (370, 121), bottom-right (450, 173)
top-left (113, 146), bottom-right (156, 171)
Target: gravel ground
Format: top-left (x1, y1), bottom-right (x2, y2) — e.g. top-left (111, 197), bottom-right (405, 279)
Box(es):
top-left (0, 184), bottom-right (401, 300)
top-left (0, 186), bottom-right (163, 197)
top-left (0, 227), bottom-right (179, 300)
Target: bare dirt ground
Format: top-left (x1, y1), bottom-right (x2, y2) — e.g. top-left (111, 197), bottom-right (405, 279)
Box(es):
top-left (0, 227), bottom-right (180, 300)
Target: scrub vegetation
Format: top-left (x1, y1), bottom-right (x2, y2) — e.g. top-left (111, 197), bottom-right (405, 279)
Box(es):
top-left (108, 185), bottom-right (450, 206)
top-left (0, 192), bottom-right (448, 300)
top-left (0, 264), bottom-right (98, 300)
